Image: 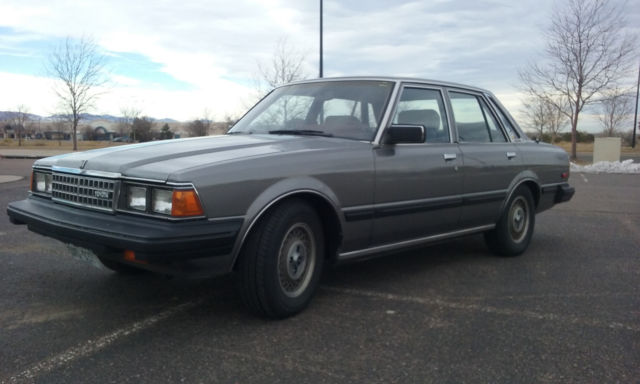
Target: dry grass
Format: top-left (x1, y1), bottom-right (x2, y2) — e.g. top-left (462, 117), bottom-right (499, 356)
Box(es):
top-left (553, 141), bottom-right (640, 154)
top-left (0, 139), bottom-right (125, 150)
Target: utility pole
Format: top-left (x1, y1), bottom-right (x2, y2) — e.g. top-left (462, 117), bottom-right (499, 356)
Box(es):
top-left (632, 62), bottom-right (639, 148)
top-left (319, 0), bottom-right (323, 78)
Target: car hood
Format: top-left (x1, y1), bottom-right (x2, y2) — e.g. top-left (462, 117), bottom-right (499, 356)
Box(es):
top-left (35, 135), bottom-right (367, 181)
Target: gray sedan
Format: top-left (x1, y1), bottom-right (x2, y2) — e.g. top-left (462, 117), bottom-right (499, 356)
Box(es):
top-left (7, 77), bottom-right (574, 318)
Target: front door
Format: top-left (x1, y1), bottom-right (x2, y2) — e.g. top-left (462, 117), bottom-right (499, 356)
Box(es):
top-left (372, 86), bottom-right (463, 245)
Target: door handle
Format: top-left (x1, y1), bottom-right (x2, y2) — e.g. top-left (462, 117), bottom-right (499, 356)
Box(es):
top-left (443, 153), bottom-right (457, 161)
top-left (506, 152), bottom-right (517, 159)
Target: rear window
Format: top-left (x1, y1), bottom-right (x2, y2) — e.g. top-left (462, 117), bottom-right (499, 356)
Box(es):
top-left (488, 96), bottom-right (520, 141)
top-left (449, 92), bottom-right (506, 143)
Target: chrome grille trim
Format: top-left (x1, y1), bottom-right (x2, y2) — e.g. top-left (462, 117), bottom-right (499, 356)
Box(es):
top-left (51, 173), bottom-right (117, 212)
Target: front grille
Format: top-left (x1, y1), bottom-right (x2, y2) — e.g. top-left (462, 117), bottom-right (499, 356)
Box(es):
top-left (51, 173), bottom-right (117, 212)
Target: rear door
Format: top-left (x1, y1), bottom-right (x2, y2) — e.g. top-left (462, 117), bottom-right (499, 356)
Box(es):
top-left (447, 90), bottom-right (523, 228)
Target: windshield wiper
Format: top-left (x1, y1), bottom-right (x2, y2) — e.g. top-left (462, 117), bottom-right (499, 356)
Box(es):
top-left (268, 129), bottom-right (333, 137)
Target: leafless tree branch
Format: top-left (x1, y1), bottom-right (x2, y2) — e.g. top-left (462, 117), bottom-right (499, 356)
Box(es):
top-left (519, 0), bottom-right (636, 159)
top-left (46, 35), bottom-right (109, 150)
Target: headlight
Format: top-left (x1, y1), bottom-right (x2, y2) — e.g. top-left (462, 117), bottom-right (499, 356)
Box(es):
top-left (126, 186), bottom-right (147, 211)
top-left (152, 189), bottom-right (173, 214)
top-left (32, 171), bottom-right (52, 194)
top-left (123, 184), bottom-right (204, 218)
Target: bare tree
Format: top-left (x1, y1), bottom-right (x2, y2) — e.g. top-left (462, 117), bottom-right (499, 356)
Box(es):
top-left (51, 114), bottom-right (70, 146)
top-left (598, 87), bottom-right (634, 137)
top-left (119, 106), bottom-right (141, 140)
top-left (221, 113), bottom-right (238, 133)
top-left (520, 0), bottom-right (636, 159)
top-left (522, 95), bottom-right (569, 141)
top-left (544, 97), bottom-right (569, 142)
top-left (2, 123), bottom-right (9, 140)
top-left (256, 37), bottom-right (308, 97)
top-left (47, 36), bottom-right (108, 151)
top-left (251, 38), bottom-right (310, 128)
top-left (186, 119), bottom-right (208, 137)
top-left (521, 96), bottom-right (548, 138)
top-left (201, 108), bottom-right (213, 135)
top-left (10, 105), bottom-right (31, 146)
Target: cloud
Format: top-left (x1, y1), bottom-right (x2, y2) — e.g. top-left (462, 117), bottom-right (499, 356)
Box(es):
top-left (0, 0), bottom-right (637, 129)
top-left (0, 72), bottom-right (56, 113)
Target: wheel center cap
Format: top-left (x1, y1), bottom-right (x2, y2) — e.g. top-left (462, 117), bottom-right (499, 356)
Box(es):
top-left (513, 208), bottom-right (524, 231)
top-left (287, 240), bottom-right (307, 280)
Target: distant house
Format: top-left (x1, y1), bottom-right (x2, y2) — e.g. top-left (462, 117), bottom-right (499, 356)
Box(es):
top-left (44, 131), bottom-right (70, 140)
top-left (93, 126), bottom-right (115, 141)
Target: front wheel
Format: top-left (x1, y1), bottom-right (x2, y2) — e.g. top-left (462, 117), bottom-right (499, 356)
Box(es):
top-left (236, 200), bottom-right (324, 318)
top-left (484, 186), bottom-right (535, 257)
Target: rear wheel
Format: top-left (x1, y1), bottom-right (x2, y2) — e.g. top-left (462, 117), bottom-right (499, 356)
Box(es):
top-left (236, 200), bottom-right (324, 318)
top-left (485, 186), bottom-right (535, 256)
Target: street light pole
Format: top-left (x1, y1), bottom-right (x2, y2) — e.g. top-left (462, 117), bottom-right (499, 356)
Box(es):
top-left (632, 61), bottom-right (639, 148)
top-left (319, 0), bottom-right (323, 78)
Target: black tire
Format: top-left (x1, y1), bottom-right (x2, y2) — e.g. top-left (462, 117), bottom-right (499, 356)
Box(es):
top-left (97, 256), bottom-right (144, 275)
top-left (236, 200), bottom-right (325, 318)
top-left (484, 186), bottom-right (535, 257)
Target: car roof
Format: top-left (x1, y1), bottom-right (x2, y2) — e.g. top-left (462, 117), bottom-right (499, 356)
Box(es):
top-left (284, 76), bottom-right (494, 96)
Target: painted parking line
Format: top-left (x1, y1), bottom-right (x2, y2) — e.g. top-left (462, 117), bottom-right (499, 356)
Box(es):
top-left (580, 173), bottom-right (589, 183)
top-left (3, 300), bottom-right (202, 384)
top-left (322, 286), bottom-right (639, 333)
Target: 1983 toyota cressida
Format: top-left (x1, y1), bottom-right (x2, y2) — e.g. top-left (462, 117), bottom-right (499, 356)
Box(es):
top-left (7, 77), bottom-right (574, 318)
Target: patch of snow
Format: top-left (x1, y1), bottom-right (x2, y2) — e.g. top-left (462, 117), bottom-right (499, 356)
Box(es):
top-left (571, 159), bottom-right (640, 174)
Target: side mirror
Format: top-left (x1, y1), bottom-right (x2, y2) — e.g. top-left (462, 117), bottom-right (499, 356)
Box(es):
top-left (384, 124), bottom-right (425, 144)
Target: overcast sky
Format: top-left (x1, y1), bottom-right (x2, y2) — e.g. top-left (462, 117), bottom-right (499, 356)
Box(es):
top-left (0, 0), bottom-right (638, 129)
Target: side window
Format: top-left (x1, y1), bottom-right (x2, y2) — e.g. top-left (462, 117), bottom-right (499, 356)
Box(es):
top-left (488, 97), bottom-right (520, 141)
top-left (392, 87), bottom-right (450, 143)
top-left (449, 92), bottom-right (506, 143)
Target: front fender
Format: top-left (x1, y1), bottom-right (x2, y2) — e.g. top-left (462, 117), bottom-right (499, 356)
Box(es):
top-left (228, 176), bottom-right (344, 267)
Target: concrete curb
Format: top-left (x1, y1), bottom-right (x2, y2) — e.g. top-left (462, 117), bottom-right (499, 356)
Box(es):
top-left (0, 155), bottom-right (46, 159)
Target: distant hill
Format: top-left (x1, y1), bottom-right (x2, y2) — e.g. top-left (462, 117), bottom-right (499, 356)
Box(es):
top-left (0, 111), bottom-right (42, 122)
top-left (0, 111), bottom-right (179, 123)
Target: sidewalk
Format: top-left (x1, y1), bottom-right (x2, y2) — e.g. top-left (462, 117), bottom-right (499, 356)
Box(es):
top-left (0, 149), bottom-right (72, 183)
top-left (0, 148), bottom-right (71, 159)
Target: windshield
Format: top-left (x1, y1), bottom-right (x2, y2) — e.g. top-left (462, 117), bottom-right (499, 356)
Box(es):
top-left (229, 80), bottom-right (395, 141)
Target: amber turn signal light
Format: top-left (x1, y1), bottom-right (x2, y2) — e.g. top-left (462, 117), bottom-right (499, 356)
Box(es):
top-left (124, 250), bottom-right (147, 264)
top-left (171, 189), bottom-right (204, 217)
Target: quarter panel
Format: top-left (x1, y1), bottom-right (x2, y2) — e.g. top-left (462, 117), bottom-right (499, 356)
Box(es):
top-left (516, 142), bottom-right (570, 184)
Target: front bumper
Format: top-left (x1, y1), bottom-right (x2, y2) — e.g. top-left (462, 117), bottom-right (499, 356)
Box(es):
top-left (7, 197), bottom-right (243, 274)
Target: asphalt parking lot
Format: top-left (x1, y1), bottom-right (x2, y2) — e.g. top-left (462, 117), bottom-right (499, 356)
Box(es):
top-left (0, 158), bottom-right (638, 383)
